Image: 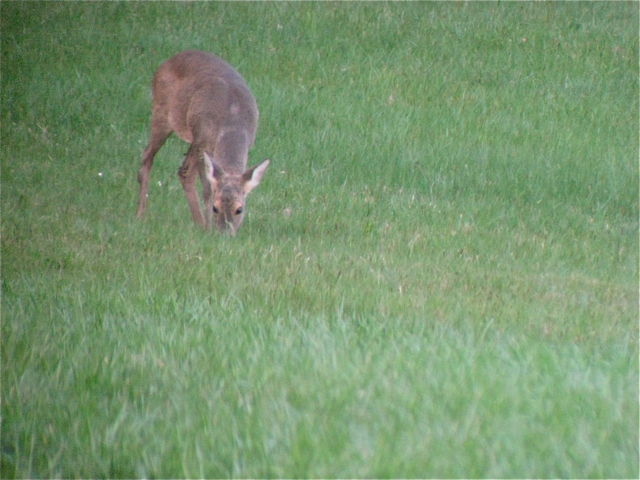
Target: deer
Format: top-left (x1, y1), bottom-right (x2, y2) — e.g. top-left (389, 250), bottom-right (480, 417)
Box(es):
top-left (136, 50), bottom-right (270, 235)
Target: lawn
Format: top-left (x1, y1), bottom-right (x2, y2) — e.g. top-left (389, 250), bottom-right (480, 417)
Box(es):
top-left (1, 2), bottom-right (638, 478)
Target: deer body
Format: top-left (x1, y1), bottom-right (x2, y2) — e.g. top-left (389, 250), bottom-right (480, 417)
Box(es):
top-left (136, 50), bottom-right (269, 235)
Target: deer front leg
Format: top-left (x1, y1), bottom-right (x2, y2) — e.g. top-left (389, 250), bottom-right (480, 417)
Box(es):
top-left (178, 147), bottom-right (206, 227)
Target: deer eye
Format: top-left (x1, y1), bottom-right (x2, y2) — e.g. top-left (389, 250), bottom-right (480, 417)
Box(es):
top-left (213, 206), bottom-right (219, 214)
top-left (235, 207), bottom-right (243, 215)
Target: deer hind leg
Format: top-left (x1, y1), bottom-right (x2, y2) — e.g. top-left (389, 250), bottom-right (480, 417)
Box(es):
top-left (178, 145), bottom-right (206, 228)
top-left (137, 117), bottom-right (172, 219)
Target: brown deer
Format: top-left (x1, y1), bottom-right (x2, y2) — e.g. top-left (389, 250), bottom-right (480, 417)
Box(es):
top-left (136, 50), bottom-right (270, 235)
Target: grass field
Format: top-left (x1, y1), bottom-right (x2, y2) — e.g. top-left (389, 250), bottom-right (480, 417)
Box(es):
top-left (1, 2), bottom-right (638, 478)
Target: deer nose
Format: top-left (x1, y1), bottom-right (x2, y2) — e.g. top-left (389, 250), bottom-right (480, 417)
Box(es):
top-left (224, 218), bottom-right (236, 236)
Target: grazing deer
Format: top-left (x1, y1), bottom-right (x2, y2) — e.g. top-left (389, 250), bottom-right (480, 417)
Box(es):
top-left (136, 50), bottom-right (270, 235)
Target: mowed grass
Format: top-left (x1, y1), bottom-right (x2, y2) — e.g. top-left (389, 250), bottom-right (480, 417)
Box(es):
top-left (1, 2), bottom-right (638, 478)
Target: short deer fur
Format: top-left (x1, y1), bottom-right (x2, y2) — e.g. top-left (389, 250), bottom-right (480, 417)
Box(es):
top-left (136, 50), bottom-right (270, 235)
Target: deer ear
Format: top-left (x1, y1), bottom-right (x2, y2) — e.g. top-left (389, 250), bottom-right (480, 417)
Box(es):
top-left (203, 152), bottom-right (216, 188)
top-left (243, 159), bottom-right (270, 194)
top-left (203, 151), bottom-right (226, 186)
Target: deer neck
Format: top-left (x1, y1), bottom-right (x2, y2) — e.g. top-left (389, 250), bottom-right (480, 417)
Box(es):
top-left (212, 128), bottom-right (249, 174)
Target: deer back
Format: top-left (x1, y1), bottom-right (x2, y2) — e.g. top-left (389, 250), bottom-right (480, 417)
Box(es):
top-left (152, 50), bottom-right (258, 172)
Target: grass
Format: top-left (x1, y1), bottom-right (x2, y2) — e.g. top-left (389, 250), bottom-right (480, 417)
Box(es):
top-left (1, 1), bottom-right (638, 478)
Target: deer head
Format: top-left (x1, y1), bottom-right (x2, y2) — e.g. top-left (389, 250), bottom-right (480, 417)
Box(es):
top-left (203, 151), bottom-right (270, 235)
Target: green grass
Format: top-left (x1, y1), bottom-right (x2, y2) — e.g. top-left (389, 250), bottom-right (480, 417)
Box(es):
top-left (2, 2), bottom-right (638, 478)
